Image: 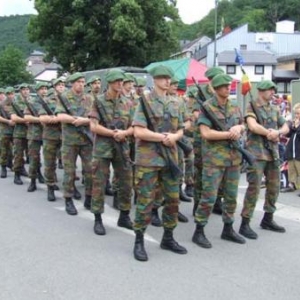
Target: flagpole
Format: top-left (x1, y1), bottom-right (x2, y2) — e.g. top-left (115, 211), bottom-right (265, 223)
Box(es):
top-left (213, 0), bottom-right (218, 66)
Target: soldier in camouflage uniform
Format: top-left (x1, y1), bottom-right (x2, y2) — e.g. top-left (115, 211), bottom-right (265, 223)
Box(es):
top-left (132, 65), bottom-right (187, 262)
top-left (192, 74), bottom-right (246, 249)
top-left (89, 69), bottom-right (134, 235)
top-left (55, 72), bottom-right (93, 215)
top-left (38, 78), bottom-right (64, 201)
top-left (0, 87), bottom-right (15, 178)
top-left (10, 83), bottom-right (30, 185)
top-left (239, 80), bottom-right (289, 239)
top-left (24, 82), bottom-right (46, 192)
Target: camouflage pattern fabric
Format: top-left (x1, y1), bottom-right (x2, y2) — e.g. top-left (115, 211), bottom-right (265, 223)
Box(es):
top-left (0, 99), bottom-right (14, 136)
top-left (0, 136), bottom-right (13, 166)
top-left (9, 95), bottom-right (27, 139)
top-left (13, 138), bottom-right (27, 172)
top-left (241, 161), bottom-right (279, 219)
top-left (28, 140), bottom-right (42, 179)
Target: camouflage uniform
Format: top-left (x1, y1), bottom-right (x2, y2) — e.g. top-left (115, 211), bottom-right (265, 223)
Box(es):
top-left (89, 92), bottom-right (133, 214)
top-left (55, 89), bottom-right (93, 199)
top-left (195, 95), bottom-right (243, 225)
top-left (133, 90), bottom-right (184, 232)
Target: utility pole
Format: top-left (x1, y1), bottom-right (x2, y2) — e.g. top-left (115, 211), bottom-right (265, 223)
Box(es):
top-left (213, 0), bottom-right (218, 66)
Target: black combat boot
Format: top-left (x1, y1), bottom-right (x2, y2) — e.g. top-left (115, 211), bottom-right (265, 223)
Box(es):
top-left (239, 217), bottom-right (258, 239)
top-left (160, 229), bottom-right (187, 254)
top-left (84, 195), bottom-right (91, 210)
top-left (113, 192), bottom-right (119, 210)
top-left (151, 208), bottom-right (162, 227)
top-left (47, 185), bottom-right (56, 202)
top-left (37, 168), bottom-right (45, 184)
top-left (73, 185), bottom-right (82, 200)
top-left (53, 184), bottom-right (59, 191)
top-left (94, 213), bottom-right (106, 235)
top-left (178, 211), bottom-right (189, 223)
top-left (133, 231), bottom-right (148, 261)
top-left (184, 184), bottom-right (194, 198)
top-left (58, 159), bottom-right (63, 169)
top-left (14, 172), bottom-right (23, 185)
top-left (221, 223), bottom-right (246, 244)
top-left (1, 166), bottom-right (7, 178)
top-left (27, 178), bottom-right (37, 192)
top-left (192, 224), bottom-right (212, 248)
top-left (20, 166), bottom-right (28, 177)
top-left (212, 197), bottom-right (223, 215)
top-left (179, 184), bottom-right (192, 202)
top-left (105, 179), bottom-right (114, 196)
top-left (65, 198), bottom-right (77, 215)
top-left (117, 210), bottom-right (133, 230)
top-left (260, 212), bottom-right (286, 233)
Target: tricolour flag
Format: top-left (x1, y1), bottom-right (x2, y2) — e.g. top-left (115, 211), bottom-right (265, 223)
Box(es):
top-left (241, 73), bottom-right (251, 95)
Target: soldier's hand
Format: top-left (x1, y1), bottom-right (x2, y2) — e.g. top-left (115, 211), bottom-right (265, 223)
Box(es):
top-left (48, 116), bottom-right (58, 124)
top-left (162, 133), bottom-right (177, 147)
top-left (113, 129), bottom-right (126, 142)
top-left (228, 126), bottom-right (241, 140)
top-left (267, 129), bottom-right (279, 142)
top-left (72, 117), bottom-right (86, 127)
top-left (9, 120), bottom-right (15, 126)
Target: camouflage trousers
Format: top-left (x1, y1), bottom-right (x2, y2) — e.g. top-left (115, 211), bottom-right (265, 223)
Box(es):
top-left (13, 138), bottom-right (27, 172)
top-left (61, 144), bottom-right (92, 198)
top-left (43, 139), bottom-right (61, 186)
top-left (0, 135), bottom-right (13, 166)
top-left (134, 166), bottom-right (179, 232)
top-left (241, 160), bottom-right (279, 219)
top-left (28, 140), bottom-right (42, 179)
top-left (91, 156), bottom-right (132, 214)
top-left (178, 146), bottom-right (194, 185)
top-left (195, 164), bottom-right (240, 226)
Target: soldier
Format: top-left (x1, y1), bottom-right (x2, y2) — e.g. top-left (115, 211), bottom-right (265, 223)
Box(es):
top-left (38, 78), bottom-right (64, 201)
top-left (55, 72), bottom-right (93, 215)
top-left (192, 74), bottom-right (246, 249)
top-left (89, 69), bottom-right (134, 235)
top-left (24, 82), bottom-right (46, 192)
top-left (134, 77), bottom-right (146, 98)
top-left (0, 87), bottom-right (14, 178)
top-left (132, 65), bottom-right (187, 262)
top-left (239, 80), bottom-right (289, 239)
top-left (10, 83), bottom-right (30, 185)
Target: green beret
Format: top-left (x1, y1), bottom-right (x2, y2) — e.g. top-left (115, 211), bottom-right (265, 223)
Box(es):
top-left (0, 88), bottom-right (5, 94)
top-left (205, 67), bottom-right (224, 80)
top-left (211, 74), bottom-right (232, 88)
top-left (171, 76), bottom-right (179, 84)
top-left (5, 87), bottom-right (14, 94)
top-left (148, 65), bottom-right (174, 78)
top-left (123, 73), bottom-right (136, 83)
top-left (35, 82), bottom-right (48, 90)
top-left (187, 86), bottom-right (198, 98)
top-left (257, 80), bottom-right (277, 91)
top-left (19, 83), bottom-right (30, 90)
top-left (67, 72), bottom-right (85, 83)
top-left (86, 76), bottom-right (101, 86)
top-left (105, 69), bottom-right (125, 83)
top-left (136, 77), bottom-right (146, 87)
top-left (53, 77), bottom-right (66, 86)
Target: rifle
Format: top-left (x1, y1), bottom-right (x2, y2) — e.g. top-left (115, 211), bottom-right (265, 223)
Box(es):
top-left (56, 93), bottom-right (93, 144)
top-left (94, 99), bottom-right (134, 170)
top-left (24, 97), bottom-right (39, 117)
top-left (139, 95), bottom-right (183, 179)
top-left (192, 78), bottom-right (255, 166)
top-left (11, 101), bottom-right (24, 118)
top-left (36, 94), bottom-right (54, 116)
top-left (0, 105), bottom-right (10, 120)
top-left (249, 100), bottom-right (278, 161)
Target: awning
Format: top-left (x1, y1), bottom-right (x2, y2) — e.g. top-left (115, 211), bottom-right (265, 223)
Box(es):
top-left (273, 69), bottom-right (299, 80)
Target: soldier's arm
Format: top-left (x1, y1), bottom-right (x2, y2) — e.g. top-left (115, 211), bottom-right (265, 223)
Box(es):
top-left (56, 113), bottom-right (76, 124)
top-left (24, 114), bottom-right (40, 123)
top-left (200, 124), bottom-right (234, 141)
top-left (246, 116), bottom-right (270, 136)
top-left (90, 118), bottom-right (115, 137)
top-left (39, 115), bottom-right (58, 124)
top-left (0, 116), bottom-right (10, 124)
top-left (133, 125), bottom-right (165, 142)
top-left (11, 114), bottom-right (27, 123)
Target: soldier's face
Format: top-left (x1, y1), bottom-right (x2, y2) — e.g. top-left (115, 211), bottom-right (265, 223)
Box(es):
top-left (0, 93), bottom-right (5, 101)
top-left (110, 80), bottom-right (123, 93)
top-left (154, 77), bottom-right (171, 91)
top-left (215, 84), bottom-right (230, 98)
top-left (72, 79), bottom-right (85, 94)
top-left (91, 80), bottom-right (101, 93)
top-left (261, 88), bottom-right (275, 101)
top-left (168, 83), bottom-right (178, 95)
top-left (55, 82), bottom-right (65, 94)
top-left (38, 87), bottom-right (48, 97)
top-left (123, 81), bottom-right (134, 93)
top-left (136, 86), bottom-right (145, 96)
top-left (6, 93), bottom-right (14, 100)
top-left (20, 87), bottom-right (30, 98)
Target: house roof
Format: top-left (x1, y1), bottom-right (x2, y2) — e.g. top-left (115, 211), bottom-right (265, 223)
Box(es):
top-left (218, 50), bottom-right (277, 66)
top-left (277, 53), bottom-right (300, 62)
top-left (273, 69), bottom-right (299, 79)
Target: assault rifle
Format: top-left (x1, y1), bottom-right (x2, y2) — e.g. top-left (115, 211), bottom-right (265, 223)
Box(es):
top-left (56, 93), bottom-right (93, 144)
top-left (0, 105), bottom-right (10, 120)
top-left (249, 100), bottom-right (278, 161)
top-left (36, 94), bottom-right (54, 116)
top-left (192, 77), bottom-right (255, 166)
top-left (11, 101), bottom-right (24, 118)
top-left (94, 100), bottom-right (134, 170)
top-left (140, 95), bottom-right (183, 179)
top-left (24, 97), bottom-right (39, 117)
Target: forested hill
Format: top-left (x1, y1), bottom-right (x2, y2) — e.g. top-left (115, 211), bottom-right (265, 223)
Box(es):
top-left (0, 15), bottom-right (41, 57)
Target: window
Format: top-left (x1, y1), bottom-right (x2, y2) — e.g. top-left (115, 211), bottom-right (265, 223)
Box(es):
top-left (240, 44), bottom-right (247, 50)
top-left (226, 65), bottom-right (236, 74)
top-left (255, 65), bottom-right (264, 75)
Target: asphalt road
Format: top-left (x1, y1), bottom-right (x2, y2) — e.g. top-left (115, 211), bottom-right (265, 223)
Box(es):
top-left (1, 166), bottom-right (299, 300)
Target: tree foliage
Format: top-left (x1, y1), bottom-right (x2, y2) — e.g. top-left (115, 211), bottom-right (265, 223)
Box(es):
top-left (0, 45), bottom-right (33, 87)
top-left (28, 0), bottom-right (180, 72)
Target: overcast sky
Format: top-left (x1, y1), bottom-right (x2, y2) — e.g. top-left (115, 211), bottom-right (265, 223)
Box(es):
top-left (0, 0), bottom-right (216, 24)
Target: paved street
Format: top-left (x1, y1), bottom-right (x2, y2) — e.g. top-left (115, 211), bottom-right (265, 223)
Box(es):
top-left (0, 166), bottom-right (300, 300)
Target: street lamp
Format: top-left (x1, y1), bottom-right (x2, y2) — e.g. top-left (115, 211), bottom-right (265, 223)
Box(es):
top-left (213, 0), bottom-right (218, 67)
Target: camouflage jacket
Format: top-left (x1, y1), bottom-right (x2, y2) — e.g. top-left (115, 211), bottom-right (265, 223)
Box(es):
top-left (133, 90), bottom-right (184, 167)
top-left (0, 98), bottom-right (14, 136)
top-left (245, 97), bottom-right (286, 161)
top-left (197, 95), bottom-right (243, 167)
top-left (89, 92), bottom-right (133, 158)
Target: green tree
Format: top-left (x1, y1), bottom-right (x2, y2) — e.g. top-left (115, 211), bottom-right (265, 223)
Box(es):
top-left (28, 0), bottom-right (180, 72)
top-left (0, 45), bottom-right (33, 87)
